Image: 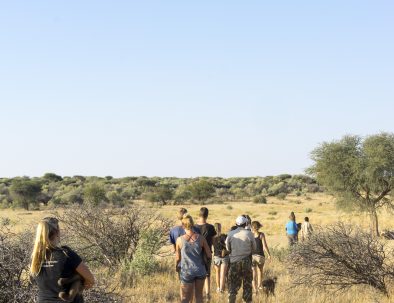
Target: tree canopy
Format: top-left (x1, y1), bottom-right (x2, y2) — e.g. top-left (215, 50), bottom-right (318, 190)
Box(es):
top-left (308, 132), bottom-right (394, 235)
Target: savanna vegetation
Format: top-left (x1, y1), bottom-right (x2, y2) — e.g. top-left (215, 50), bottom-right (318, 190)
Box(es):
top-left (1, 132), bottom-right (393, 303)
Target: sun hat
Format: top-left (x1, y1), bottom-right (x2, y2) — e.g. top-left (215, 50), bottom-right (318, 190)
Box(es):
top-left (235, 215), bottom-right (248, 226)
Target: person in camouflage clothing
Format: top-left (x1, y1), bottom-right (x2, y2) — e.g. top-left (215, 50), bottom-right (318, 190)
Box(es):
top-left (226, 216), bottom-right (256, 303)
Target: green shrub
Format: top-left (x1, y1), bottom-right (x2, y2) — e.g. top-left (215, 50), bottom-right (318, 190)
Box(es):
top-left (271, 246), bottom-right (288, 262)
top-left (253, 195), bottom-right (267, 204)
top-left (226, 205), bottom-right (233, 210)
top-left (305, 208), bottom-right (313, 213)
top-left (277, 193), bottom-right (287, 200)
top-left (296, 191), bottom-right (302, 197)
top-left (122, 229), bottom-right (162, 282)
top-left (268, 211), bottom-right (277, 215)
top-left (268, 182), bottom-right (287, 196)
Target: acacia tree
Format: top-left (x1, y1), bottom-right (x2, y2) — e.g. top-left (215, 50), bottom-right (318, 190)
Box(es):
top-left (308, 133), bottom-right (394, 236)
top-left (9, 179), bottom-right (42, 210)
top-left (188, 179), bottom-right (216, 202)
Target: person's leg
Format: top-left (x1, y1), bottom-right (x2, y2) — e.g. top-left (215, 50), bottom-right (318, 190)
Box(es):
top-left (204, 275), bottom-right (210, 298)
top-left (257, 262), bottom-right (264, 289)
top-left (242, 258), bottom-right (253, 303)
top-left (194, 278), bottom-right (205, 303)
top-left (214, 264), bottom-right (221, 291)
top-left (180, 282), bottom-right (194, 303)
top-left (252, 265), bottom-right (257, 293)
top-left (204, 259), bottom-right (212, 297)
top-left (228, 262), bottom-right (242, 303)
top-left (220, 262), bottom-right (228, 291)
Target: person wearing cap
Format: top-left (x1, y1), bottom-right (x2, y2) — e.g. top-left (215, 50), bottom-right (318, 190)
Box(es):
top-left (225, 215), bottom-right (257, 303)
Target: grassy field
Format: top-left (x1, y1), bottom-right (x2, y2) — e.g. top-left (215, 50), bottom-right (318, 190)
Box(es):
top-left (1, 193), bottom-right (394, 302)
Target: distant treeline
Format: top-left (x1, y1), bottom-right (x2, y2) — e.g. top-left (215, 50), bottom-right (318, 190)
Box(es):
top-left (0, 173), bottom-right (323, 210)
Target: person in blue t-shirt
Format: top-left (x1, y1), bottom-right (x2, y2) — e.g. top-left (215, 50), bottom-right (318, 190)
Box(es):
top-left (169, 208), bottom-right (200, 252)
top-left (285, 212), bottom-right (299, 246)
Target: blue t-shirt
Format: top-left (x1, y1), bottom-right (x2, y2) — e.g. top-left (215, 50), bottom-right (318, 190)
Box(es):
top-left (169, 225), bottom-right (200, 245)
top-left (286, 221), bottom-right (298, 235)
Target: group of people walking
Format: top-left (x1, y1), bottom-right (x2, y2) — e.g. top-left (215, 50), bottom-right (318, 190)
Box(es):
top-left (171, 207), bottom-right (275, 303)
top-left (171, 208), bottom-right (313, 303)
top-left (28, 208), bottom-right (312, 303)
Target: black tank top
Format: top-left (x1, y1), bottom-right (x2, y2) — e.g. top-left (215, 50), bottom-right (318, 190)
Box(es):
top-left (254, 233), bottom-right (265, 257)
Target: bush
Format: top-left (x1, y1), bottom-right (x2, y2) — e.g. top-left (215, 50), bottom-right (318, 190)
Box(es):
top-left (0, 220), bottom-right (36, 303)
top-left (271, 246), bottom-right (288, 262)
top-left (128, 229), bottom-right (163, 276)
top-left (83, 183), bottom-right (107, 206)
top-left (56, 205), bottom-right (172, 267)
top-left (268, 211), bottom-right (277, 215)
top-left (267, 182), bottom-right (287, 196)
top-left (226, 205), bottom-right (233, 210)
top-left (305, 208), bottom-right (313, 213)
top-left (188, 180), bottom-right (216, 201)
top-left (253, 195), bottom-right (267, 204)
top-left (276, 193), bottom-right (287, 200)
top-left (288, 223), bottom-right (394, 296)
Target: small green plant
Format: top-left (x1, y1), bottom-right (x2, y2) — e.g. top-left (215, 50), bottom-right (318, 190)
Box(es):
top-left (253, 195), bottom-right (267, 204)
top-left (277, 193), bottom-right (287, 200)
top-left (296, 191), bottom-right (302, 197)
top-left (271, 246), bottom-right (288, 262)
top-left (268, 211), bottom-right (277, 215)
top-left (267, 217), bottom-right (275, 220)
top-left (305, 208), bottom-right (313, 213)
top-left (226, 205), bottom-right (233, 210)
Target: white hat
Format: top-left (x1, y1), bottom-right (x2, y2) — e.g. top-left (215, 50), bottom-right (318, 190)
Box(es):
top-left (236, 215), bottom-right (248, 226)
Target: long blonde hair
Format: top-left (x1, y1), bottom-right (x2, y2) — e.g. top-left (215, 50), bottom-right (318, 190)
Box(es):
top-left (30, 217), bottom-right (59, 276)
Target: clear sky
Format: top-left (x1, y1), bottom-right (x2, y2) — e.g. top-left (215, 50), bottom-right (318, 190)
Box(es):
top-left (0, 1), bottom-right (393, 178)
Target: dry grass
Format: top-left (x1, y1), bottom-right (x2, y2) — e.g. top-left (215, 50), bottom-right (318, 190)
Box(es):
top-left (1, 193), bottom-right (394, 302)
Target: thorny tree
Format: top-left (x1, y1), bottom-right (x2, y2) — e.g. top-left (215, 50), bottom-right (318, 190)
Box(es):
top-left (308, 133), bottom-right (394, 236)
top-left (56, 205), bottom-right (172, 266)
top-left (288, 223), bottom-right (394, 296)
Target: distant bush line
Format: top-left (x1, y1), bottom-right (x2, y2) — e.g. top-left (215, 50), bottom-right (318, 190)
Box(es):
top-left (0, 173), bottom-right (323, 210)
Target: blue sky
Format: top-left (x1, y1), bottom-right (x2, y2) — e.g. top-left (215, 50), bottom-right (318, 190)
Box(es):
top-left (0, 1), bottom-right (393, 177)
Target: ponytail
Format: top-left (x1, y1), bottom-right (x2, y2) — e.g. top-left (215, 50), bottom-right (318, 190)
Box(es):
top-left (30, 217), bottom-right (59, 276)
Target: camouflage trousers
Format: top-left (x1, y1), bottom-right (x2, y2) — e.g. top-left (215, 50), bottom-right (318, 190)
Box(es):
top-left (228, 256), bottom-right (253, 303)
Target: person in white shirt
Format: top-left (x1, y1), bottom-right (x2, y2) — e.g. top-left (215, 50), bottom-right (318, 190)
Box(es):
top-left (225, 216), bottom-right (257, 303)
top-left (300, 217), bottom-right (313, 241)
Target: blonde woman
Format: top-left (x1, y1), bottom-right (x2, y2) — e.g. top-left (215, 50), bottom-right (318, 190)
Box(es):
top-left (212, 223), bottom-right (229, 293)
top-left (30, 217), bottom-right (95, 303)
top-left (175, 215), bottom-right (212, 303)
top-left (251, 221), bottom-right (271, 293)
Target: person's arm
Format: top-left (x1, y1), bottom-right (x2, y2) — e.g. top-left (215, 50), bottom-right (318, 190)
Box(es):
top-left (175, 237), bottom-right (182, 272)
top-left (201, 237), bottom-right (212, 259)
top-left (261, 233), bottom-right (271, 258)
top-left (225, 234), bottom-right (231, 254)
top-left (169, 229), bottom-right (176, 252)
top-left (75, 263), bottom-right (95, 289)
